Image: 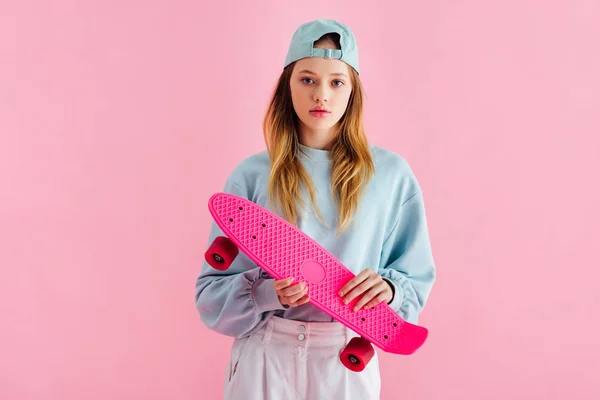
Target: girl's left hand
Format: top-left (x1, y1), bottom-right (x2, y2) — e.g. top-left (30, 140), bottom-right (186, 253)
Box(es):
top-left (337, 269), bottom-right (393, 312)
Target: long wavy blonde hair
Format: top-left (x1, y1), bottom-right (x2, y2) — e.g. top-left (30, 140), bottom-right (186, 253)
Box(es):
top-left (262, 33), bottom-right (374, 235)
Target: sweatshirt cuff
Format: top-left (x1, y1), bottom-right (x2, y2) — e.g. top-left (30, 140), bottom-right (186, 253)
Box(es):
top-left (252, 278), bottom-right (288, 313)
top-left (382, 277), bottom-right (404, 313)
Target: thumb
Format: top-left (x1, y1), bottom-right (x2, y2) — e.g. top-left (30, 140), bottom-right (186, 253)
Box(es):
top-left (273, 277), bottom-right (293, 290)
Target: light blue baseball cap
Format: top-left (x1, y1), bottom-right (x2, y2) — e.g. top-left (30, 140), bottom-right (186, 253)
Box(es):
top-left (284, 18), bottom-right (360, 75)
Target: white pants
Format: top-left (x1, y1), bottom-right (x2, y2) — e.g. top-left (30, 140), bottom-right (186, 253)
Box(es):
top-left (223, 316), bottom-right (381, 400)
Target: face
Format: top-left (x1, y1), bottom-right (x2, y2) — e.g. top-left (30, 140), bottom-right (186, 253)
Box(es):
top-left (289, 43), bottom-right (353, 150)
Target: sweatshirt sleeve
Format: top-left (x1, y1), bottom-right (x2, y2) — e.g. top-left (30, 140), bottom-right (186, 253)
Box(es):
top-left (378, 190), bottom-right (436, 325)
top-left (195, 178), bottom-right (287, 339)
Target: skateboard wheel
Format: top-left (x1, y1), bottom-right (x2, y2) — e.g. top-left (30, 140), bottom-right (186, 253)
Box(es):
top-left (205, 236), bottom-right (239, 271)
top-left (340, 336), bottom-right (375, 372)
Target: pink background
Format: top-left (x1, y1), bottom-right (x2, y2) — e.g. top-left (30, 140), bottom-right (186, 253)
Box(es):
top-left (1, 1), bottom-right (599, 399)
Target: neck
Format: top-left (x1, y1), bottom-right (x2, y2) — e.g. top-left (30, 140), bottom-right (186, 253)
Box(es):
top-left (297, 124), bottom-right (338, 151)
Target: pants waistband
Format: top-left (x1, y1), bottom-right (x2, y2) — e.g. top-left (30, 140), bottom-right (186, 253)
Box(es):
top-left (253, 316), bottom-right (358, 348)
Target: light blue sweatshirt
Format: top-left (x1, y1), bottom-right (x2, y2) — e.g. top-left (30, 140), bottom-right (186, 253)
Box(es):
top-left (195, 143), bottom-right (436, 339)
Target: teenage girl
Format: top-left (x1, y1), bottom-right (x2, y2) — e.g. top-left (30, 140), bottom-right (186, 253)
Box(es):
top-left (195, 18), bottom-right (436, 400)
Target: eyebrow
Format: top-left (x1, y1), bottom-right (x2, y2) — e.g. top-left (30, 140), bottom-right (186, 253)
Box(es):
top-left (297, 69), bottom-right (349, 78)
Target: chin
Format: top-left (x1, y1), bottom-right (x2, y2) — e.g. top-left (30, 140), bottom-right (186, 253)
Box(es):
top-left (308, 122), bottom-right (336, 132)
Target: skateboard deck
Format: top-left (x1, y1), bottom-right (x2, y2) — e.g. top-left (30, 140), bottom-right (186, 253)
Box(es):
top-left (207, 192), bottom-right (428, 356)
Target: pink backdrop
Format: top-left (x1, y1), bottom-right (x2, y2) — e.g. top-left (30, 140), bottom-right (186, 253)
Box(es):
top-left (1, 1), bottom-right (599, 399)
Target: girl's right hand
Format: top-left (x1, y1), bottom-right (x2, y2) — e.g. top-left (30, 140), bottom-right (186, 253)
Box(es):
top-left (274, 277), bottom-right (310, 307)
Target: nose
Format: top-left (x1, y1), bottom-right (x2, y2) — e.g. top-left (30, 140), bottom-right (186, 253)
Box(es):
top-left (313, 82), bottom-right (330, 103)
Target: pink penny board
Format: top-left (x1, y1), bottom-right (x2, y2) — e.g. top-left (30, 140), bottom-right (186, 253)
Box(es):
top-left (208, 192), bottom-right (428, 355)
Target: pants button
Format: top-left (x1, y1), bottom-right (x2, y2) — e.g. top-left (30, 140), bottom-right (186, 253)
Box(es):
top-left (298, 333), bottom-right (305, 341)
top-left (298, 324), bottom-right (306, 332)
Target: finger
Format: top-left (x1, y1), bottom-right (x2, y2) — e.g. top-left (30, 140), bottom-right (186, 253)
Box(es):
top-left (368, 285), bottom-right (392, 307)
top-left (283, 285), bottom-right (308, 304)
top-left (353, 288), bottom-right (381, 311)
top-left (286, 287), bottom-right (308, 304)
top-left (362, 281), bottom-right (391, 309)
top-left (292, 294), bottom-right (310, 306)
top-left (343, 275), bottom-right (380, 305)
top-left (289, 293), bottom-right (310, 307)
top-left (274, 277), bottom-right (294, 290)
top-left (274, 277), bottom-right (293, 289)
top-left (341, 269), bottom-right (371, 295)
top-left (338, 269), bottom-right (371, 297)
top-left (353, 283), bottom-right (386, 311)
top-left (363, 292), bottom-right (389, 309)
top-left (279, 282), bottom-right (306, 297)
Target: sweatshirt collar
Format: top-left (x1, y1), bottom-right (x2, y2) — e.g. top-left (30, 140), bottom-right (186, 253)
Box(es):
top-left (298, 143), bottom-right (331, 163)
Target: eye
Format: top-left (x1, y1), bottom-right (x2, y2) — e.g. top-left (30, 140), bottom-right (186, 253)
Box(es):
top-left (301, 77), bottom-right (345, 87)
